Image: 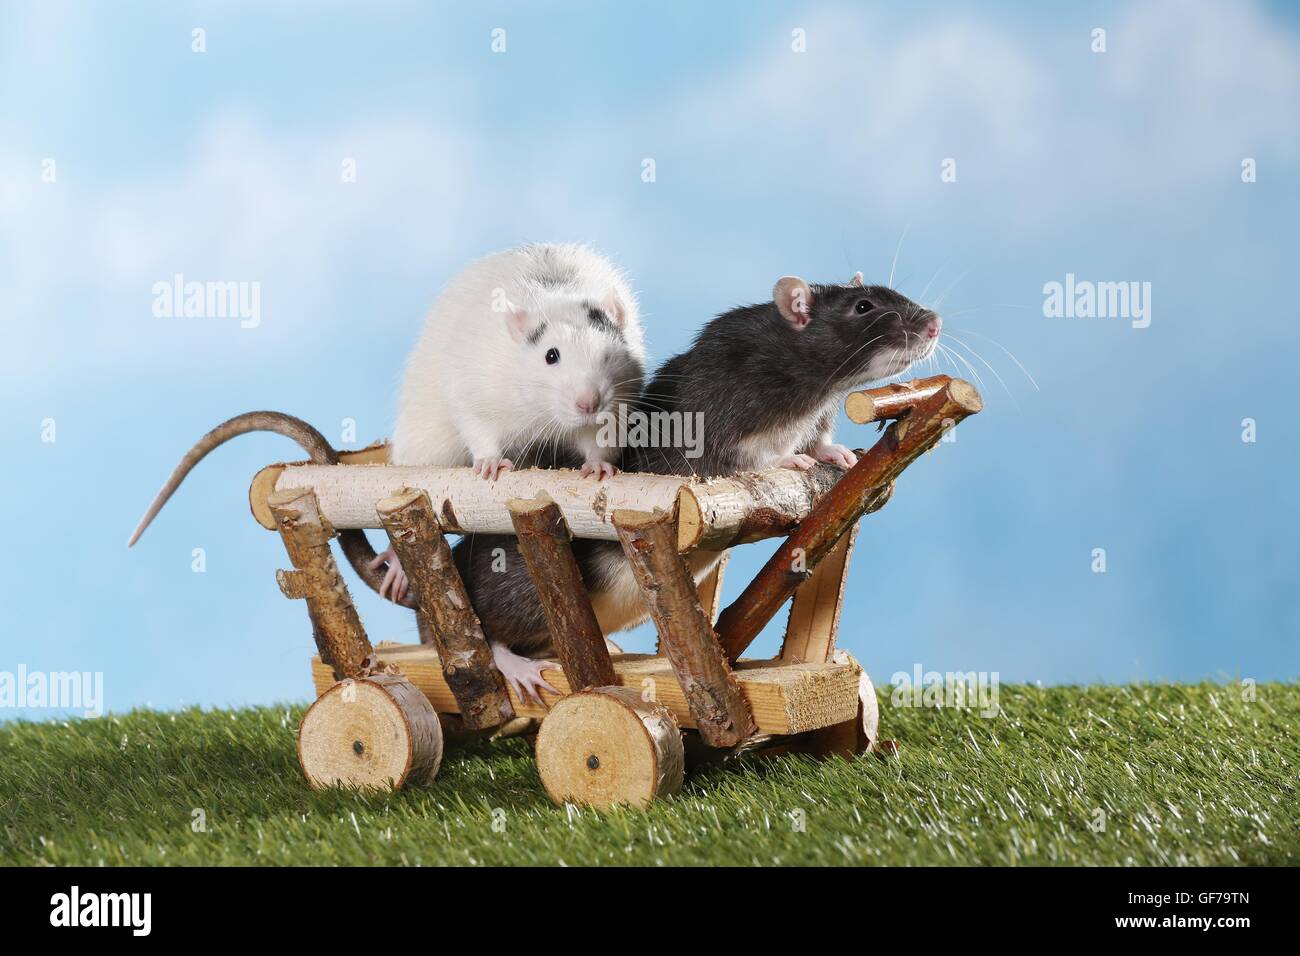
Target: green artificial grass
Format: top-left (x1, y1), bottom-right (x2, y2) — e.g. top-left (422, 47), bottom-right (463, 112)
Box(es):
top-left (1, 683), bottom-right (1295, 866)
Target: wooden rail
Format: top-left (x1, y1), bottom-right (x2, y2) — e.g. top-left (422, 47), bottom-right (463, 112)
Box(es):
top-left (250, 459), bottom-right (849, 552)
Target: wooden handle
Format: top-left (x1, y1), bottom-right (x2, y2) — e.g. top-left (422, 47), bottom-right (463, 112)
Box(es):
top-left (716, 379), bottom-right (983, 662)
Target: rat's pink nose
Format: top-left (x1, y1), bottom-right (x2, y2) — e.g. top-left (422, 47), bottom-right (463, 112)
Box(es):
top-left (925, 315), bottom-right (943, 339)
top-left (575, 391), bottom-right (600, 415)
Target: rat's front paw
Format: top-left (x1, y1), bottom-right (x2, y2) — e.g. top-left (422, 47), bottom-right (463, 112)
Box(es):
top-left (367, 546), bottom-right (409, 604)
top-left (472, 456), bottom-right (513, 481)
top-left (491, 643), bottom-right (560, 706)
top-left (812, 443), bottom-right (859, 469)
top-left (580, 459), bottom-right (618, 480)
top-left (776, 453), bottom-right (817, 472)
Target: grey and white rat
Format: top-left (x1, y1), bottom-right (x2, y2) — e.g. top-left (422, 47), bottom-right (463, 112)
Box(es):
top-left (375, 243), bottom-right (647, 698)
top-left (390, 243), bottom-right (645, 477)
top-left (452, 271), bottom-right (943, 697)
top-left (129, 244), bottom-right (648, 656)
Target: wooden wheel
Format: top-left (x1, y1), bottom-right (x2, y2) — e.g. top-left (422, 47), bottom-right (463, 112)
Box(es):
top-left (857, 665), bottom-right (881, 751)
top-left (535, 686), bottom-right (684, 809)
top-left (298, 673), bottom-right (443, 790)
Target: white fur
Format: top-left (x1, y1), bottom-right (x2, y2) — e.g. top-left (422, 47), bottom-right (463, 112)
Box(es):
top-left (733, 396), bottom-right (842, 472)
top-left (392, 244), bottom-right (647, 467)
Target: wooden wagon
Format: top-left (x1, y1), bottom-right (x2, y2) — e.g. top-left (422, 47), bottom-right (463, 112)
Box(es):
top-left (247, 375), bottom-right (981, 808)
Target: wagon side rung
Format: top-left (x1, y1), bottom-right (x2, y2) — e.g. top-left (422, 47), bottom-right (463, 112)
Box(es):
top-left (508, 495), bottom-right (616, 691)
top-left (269, 486), bottom-right (374, 681)
top-left (613, 507), bottom-right (756, 748)
top-left (377, 487), bottom-right (514, 730)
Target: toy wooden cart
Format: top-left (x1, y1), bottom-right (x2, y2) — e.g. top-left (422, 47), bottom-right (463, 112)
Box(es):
top-left (247, 375), bottom-right (981, 808)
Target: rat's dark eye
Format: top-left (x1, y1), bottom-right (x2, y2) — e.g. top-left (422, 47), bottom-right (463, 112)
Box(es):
top-left (545, 348), bottom-right (560, 365)
top-left (854, 299), bottom-right (874, 315)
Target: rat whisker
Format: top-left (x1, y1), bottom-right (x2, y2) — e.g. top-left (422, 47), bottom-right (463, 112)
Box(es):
top-left (827, 333), bottom-right (889, 386)
top-left (943, 326), bottom-right (1040, 391)
top-left (916, 260), bottom-right (952, 306)
top-left (943, 333), bottom-right (1020, 408)
top-left (937, 342), bottom-right (987, 396)
top-left (928, 270), bottom-right (968, 313)
top-left (888, 225), bottom-right (909, 289)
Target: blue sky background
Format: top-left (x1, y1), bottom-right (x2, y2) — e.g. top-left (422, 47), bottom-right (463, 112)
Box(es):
top-left (2, 0), bottom-right (1296, 720)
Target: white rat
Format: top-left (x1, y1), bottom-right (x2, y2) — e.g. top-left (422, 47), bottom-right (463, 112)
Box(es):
top-left (371, 243), bottom-right (647, 701)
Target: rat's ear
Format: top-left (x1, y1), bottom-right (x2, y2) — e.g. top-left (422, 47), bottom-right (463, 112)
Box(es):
top-left (503, 300), bottom-right (530, 342)
top-left (773, 276), bottom-right (814, 330)
top-left (848, 271), bottom-right (865, 288)
top-left (600, 291), bottom-right (627, 328)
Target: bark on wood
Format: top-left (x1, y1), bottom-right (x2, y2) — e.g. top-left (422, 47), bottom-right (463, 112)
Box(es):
top-left (310, 644), bottom-right (861, 735)
top-left (256, 460), bottom-right (850, 551)
top-left (269, 487), bottom-right (373, 681)
top-left (249, 442), bottom-right (389, 528)
top-left (535, 686), bottom-right (683, 809)
top-left (676, 461), bottom-right (849, 550)
top-left (508, 496), bottom-right (616, 691)
top-left (780, 521), bottom-right (860, 664)
top-left (844, 374), bottom-right (953, 424)
top-left (612, 508), bottom-right (756, 748)
top-left (297, 673), bottom-right (444, 790)
top-left (716, 379), bottom-right (983, 662)
top-left (376, 487), bottom-right (513, 729)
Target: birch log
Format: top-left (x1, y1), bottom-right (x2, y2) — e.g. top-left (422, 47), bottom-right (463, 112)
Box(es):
top-left (613, 508), bottom-right (756, 748)
top-left (676, 461), bottom-right (849, 551)
top-left (507, 495), bottom-right (616, 691)
top-left (376, 488), bottom-right (513, 729)
top-left (269, 487), bottom-right (373, 681)
top-left (253, 461), bottom-right (853, 552)
top-left (716, 379), bottom-right (983, 662)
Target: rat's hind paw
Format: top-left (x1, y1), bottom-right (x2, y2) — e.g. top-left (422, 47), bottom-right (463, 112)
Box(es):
top-left (491, 644), bottom-right (559, 706)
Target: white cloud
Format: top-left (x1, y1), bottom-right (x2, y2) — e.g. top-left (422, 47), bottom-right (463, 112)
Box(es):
top-left (641, 0), bottom-right (1299, 219)
top-left (0, 113), bottom-right (480, 381)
